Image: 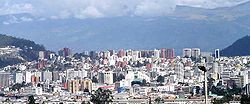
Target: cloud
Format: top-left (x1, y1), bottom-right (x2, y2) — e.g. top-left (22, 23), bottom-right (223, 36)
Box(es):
top-left (0, 0), bottom-right (249, 20)
top-left (75, 6), bottom-right (104, 19)
top-left (2, 15), bottom-right (19, 25)
top-left (178, 0), bottom-right (250, 8)
top-left (134, 0), bottom-right (176, 16)
top-left (20, 16), bottom-right (33, 22)
top-left (0, 1), bottom-right (33, 15)
top-left (2, 15), bottom-right (33, 25)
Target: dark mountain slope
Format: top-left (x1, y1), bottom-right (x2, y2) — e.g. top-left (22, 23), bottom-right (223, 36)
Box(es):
top-left (221, 35), bottom-right (250, 56)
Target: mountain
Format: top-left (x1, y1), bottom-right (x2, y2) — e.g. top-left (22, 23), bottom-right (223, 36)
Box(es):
top-left (0, 34), bottom-right (46, 67)
top-left (1, 2), bottom-right (250, 53)
top-left (221, 36), bottom-right (250, 56)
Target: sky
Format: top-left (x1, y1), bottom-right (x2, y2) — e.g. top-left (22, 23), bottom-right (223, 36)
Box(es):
top-left (0, 0), bottom-right (249, 20)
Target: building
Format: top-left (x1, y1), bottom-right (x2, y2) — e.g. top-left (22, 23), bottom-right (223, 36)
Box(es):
top-left (14, 72), bottom-right (24, 84)
top-left (104, 71), bottom-right (114, 85)
top-left (67, 79), bottom-right (93, 93)
top-left (52, 71), bottom-right (60, 81)
top-left (0, 73), bottom-right (10, 88)
top-left (58, 47), bottom-right (71, 57)
top-left (42, 71), bottom-right (52, 82)
top-left (160, 48), bottom-right (166, 58)
top-left (191, 48), bottom-right (201, 59)
top-left (166, 48), bottom-right (175, 59)
top-left (38, 51), bottom-right (45, 60)
top-left (244, 83), bottom-right (250, 95)
top-left (25, 71), bottom-right (32, 83)
top-left (118, 49), bottom-right (125, 57)
top-left (153, 49), bottom-right (160, 59)
top-left (66, 69), bottom-right (87, 80)
top-left (67, 80), bottom-right (80, 94)
top-left (183, 48), bottom-right (192, 58)
top-left (37, 60), bottom-right (46, 69)
top-left (215, 49), bottom-right (220, 59)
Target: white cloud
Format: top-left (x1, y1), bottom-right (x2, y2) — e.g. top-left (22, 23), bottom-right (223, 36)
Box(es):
top-left (2, 15), bottom-right (19, 25)
top-left (0, 0), bottom-right (249, 19)
top-left (20, 16), bottom-right (33, 22)
top-left (178, 0), bottom-right (250, 9)
top-left (75, 6), bottom-right (104, 19)
top-left (0, 2), bottom-right (33, 15)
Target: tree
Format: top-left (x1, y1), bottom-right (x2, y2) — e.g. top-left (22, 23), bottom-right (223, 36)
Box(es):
top-left (92, 76), bottom-right (98, 83)
top-left (81, 101), bottom-right (86, 104)
top-left (117, 74), bottom-right (125, 81)
top-left (90, 88), bottom-right (113, 104)
top-left (156, 75), bottom-right (164, 83)
top-left (28, 95), bottom-right (35, 104)
top-left (154, 97), bottom-right (164, 104)
top-left (241, 95), bottom-right (250, 104)
top-left (149, 97), bottom-right (152, 104)
top-left (142, 79), bottom-right (147, 86)
top-left (11, 83), bottom-right (22, 91)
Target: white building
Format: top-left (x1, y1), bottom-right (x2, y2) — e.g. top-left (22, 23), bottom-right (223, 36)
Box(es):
top-left (192, 48), bottom-right (201, 58)
top-left (42, 71), bottom-right (52, 82)
top-left (25, 71), bottom-right (32, 83)
top-left (183, 48), bottom-right (191, 58)
top-left (104, 71), bottom-right (113, 85)
top-left (14, 72), bottom-right (24, 83)
top-left (66, 69), bottom-right (87, 80)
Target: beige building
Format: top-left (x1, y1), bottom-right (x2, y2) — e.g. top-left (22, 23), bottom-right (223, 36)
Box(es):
top-left (67, 78), bottom-right (92, 93)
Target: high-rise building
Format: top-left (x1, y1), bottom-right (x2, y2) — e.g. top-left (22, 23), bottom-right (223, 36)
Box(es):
top-left (215, 49), bottom-right (220, 59)
top-left (42, 71), bottom-right (52, 82)
top-left (98, 72), bottom-right (105, 83)
top-left (126, 50), bottom-right (132, 56)
top-left (25, 71), bottom-right (32, 83)
top-left (153, 49), bottom-right (160, 59)
top-left (183, 48), bottom-right (192, 58)
top-left (67, 80), bottom-right (80, 94)
top-left (14, 72), bottom-right (24, 84)
top-left (192, 48), bottom-right (201, 58)
top-left (132, 51), bottom-right (139, 61)
top-left (38, 51), bottom-right (45, 60)
top-left (104, 71), bottom-right (113, 85)
top-left (67, 79), bottom-right (93, 93)
top-left (90, 51), bottom-right (98, 59)
top-left (166, 48), bottom-right (175, 59)
top-left (118, 49), bottom-right (125, 57)
top-left (58, 47), bottom-right (71, 57)
top-left (175, 63), bottom-right (184, 83)
top-left (160, 48), bottom-right (166, 58)
top-left (0, 73), bottom-right (10, 88)
top-left (52, 71), bottom-right (60, 81)
top-left (66, 69), bottom-right (87, 80)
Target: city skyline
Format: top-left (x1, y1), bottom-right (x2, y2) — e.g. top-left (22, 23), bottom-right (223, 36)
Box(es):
top-left (0, 1), bottom-right (250, 104)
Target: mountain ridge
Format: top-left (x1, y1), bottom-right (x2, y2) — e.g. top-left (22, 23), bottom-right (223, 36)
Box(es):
top-left (1, 1), bottom-right (250, 52)
top-left (221, 35), bottom-right (250, 56)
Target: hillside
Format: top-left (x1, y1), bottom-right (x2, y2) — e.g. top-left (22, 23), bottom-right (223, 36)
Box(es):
top-left (221, 35), bottom-right (250, 56)
top-left (0, 34), bottom-right (46, 67)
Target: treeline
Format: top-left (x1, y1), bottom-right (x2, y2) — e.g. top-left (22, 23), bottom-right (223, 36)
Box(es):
top-left (0, 34), bottom-right (45, 51)
top-left (0, 57), bottom-right (23, 68)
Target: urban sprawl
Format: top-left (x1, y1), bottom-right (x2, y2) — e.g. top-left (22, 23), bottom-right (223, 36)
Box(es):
top-left (0, 47), bottom-right (249, 104)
